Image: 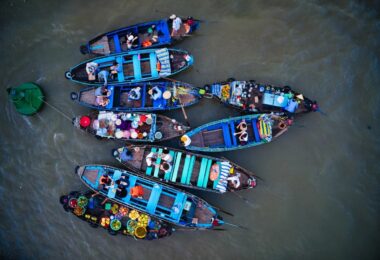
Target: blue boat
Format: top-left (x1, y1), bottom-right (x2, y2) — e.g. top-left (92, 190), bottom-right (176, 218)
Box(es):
top-left (180, 114), bottom-right (292, 152)
top-left (80, 17), bottom-right (200, 56)
top-left (76, 165), bottom-right (224, 229)
top-left (204, 79), bottom-right (318, 114)
top-left (70, 81), bottom-right (203, 112)
top-left (65, 48), bottom-right (193, 86)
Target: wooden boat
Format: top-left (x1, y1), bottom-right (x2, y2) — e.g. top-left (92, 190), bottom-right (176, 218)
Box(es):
top-left (60, 190), bottom-right (175, 239)
top-left (7, 83), bottom-right (44, 116)
top-left (65, 48), bottom-right (193, 86)
top-left (70, 81), bottom-right (202, 112)
top-left (180, 114), bottom-right (291, 152)
top-left (76, 165), bottom-right (225, 229)
top-left (73, 111), bottom-right (189, 142)
top-left (113, 145), bottom-right (257, 194)
top-left (80, 17), bottom-right (200, 55)
top-left (204, 79), bottom-right (318, 114)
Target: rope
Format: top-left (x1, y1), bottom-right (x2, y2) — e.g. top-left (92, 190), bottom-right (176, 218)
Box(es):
top-left (38, 96), bottom-right (73, 122)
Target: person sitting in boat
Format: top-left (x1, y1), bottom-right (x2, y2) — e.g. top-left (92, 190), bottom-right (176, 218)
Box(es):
top-left (146, 151), bottom-right (158, 166)
top-left (160, 162), bottom-right (172, 175)
top-left (115, 176), bottom-right (129, 198)
top-left (148, 86), bottom-right (162, 100)
top-left (99, 174), bottom-right (112, 190)
top-left (116, 186), bottom-right (127, 198)
top-left (110, 61), bottom-right (121, 80)
top-left (115, 175), bottom-right (129, 188)
top-left (169, 14), bottom-right (182, 36)
top-left (95, 86), bottom-right (111, 97)
top-left (209, 163), bottom-right (220, 181)
top-left (227, 173), bottom-right (241, 189)
top-left (128, 86), bottom-right (141, 100)
top-left (180, 135), bottom-right (191, 147)
top-left (130, 185), bottom-right (144, 199)
top-left (97, 70), bottom-right (109, 86)
top-left (86, 62), bottom-right (98, 81)
top-left (126, 33), bottom-right (138, 49)
top-left (96, 95), bottom-right (110, 107)
top-left (159, 148), bottom-right (173, 163)
top-left (234, 120), bottom-right (248, 144)
top-left (120, 148), bottom-right (133, 161)
top-left (147, 25), bottom-right (159, 43)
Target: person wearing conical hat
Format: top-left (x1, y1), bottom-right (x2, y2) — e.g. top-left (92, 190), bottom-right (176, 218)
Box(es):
top-left (181, 135), bottom-right (191, 146)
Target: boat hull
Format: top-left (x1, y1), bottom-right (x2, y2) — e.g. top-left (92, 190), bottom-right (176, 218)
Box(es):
top-left (81, 18), bottom-right (200, 55)
top-left (113, 145), bottom-right (257, 193)
top-left (180, 114), bottom-right (291, 152)
top-left (205, 79), bottom-right (318, 114)
top-left (76, 165), bottom-right (224, 229)
top-left (71, 81), bottom-right (202, 112)
top-left (65, 48), bottom-right (193, 86)
top-left (73, 111), bottom-right (189, 142)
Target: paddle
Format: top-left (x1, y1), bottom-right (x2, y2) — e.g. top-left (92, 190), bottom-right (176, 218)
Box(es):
top-left (163, 77), bottom-right (191, 126)
top-left (230, 191), bottom-right (255, 207)
top-left (316, 108), bottom-right (327, 116)
top-left (212, 205), bottom-right (234, 217)
top-left (154, 9), bottom-right (212, 23)
top-left (223, 222), bottom-right (249, 230)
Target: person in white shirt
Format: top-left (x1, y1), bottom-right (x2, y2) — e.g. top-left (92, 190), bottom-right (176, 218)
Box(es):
top-left (170, 14), bottom-right (182, 36)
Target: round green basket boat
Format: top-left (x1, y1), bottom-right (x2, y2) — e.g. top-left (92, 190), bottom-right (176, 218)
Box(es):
top-left (7, 83), bottom-right (44, 116)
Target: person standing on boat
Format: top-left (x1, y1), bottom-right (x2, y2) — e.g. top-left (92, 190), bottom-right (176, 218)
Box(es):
top-left (170, 14), bottom-right (182, 36)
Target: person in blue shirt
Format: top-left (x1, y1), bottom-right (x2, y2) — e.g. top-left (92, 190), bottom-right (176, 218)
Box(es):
top-left (98, 70), bottom-right (109, 86)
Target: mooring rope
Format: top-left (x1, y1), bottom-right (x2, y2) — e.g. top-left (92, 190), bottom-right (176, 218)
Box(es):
top-left (38, 96), bottom-right (73, 122)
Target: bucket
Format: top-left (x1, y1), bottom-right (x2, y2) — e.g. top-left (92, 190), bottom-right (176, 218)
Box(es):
top-left (127, 220), bottom-right (137, 233)
top-left (77, 196), bottom-right (88, 208)
top-left (134, 226), bottom-right (147, 239)
top-left (68, 198), bottom-right (78, 208)
top-left (110, 219), bottom-right (122, 231)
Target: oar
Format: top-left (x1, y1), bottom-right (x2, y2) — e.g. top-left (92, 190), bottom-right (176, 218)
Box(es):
top-left (212, 206), bottom-right (234, 217)
top-left (224, 222), bottom-right (249, 230)
top-left (154, 9), bottom-right (211, 23)
top-left (252, 174), bottom-right (264, 182)
top-left (316, 108), bottom-right (327, 116)
top-left (163, 77), bottom-right (191, 126)
top-left (230, 191), bottom-right (255, 207)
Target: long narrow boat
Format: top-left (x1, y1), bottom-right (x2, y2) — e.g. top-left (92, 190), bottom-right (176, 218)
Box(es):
top-left (77, 165), bottom-right (224, 229)
top-left (180, 114), bottom-right (291, 152)
top-left (80, 17), bottom-right (200, 55)
top-left (70, 81), bottom-right (203, 112)
top-left (60, 190), bottom-right (175, 240)
top-left (73, 111), bottom-right (188, 142)
top-left (204, 79), bottom-right (318, 114)
top-left (113, 145), bottom-right (257, 193)
top-left (65, 48), bottom-right (193, 86)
